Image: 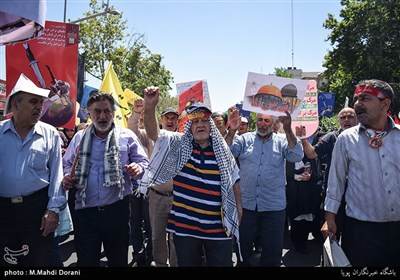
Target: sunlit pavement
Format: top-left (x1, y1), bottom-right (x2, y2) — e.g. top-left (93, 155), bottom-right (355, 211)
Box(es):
top-left (59, 230), bottom-right (323, 267)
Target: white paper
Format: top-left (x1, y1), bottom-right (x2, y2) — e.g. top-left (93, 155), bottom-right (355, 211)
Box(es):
top-left (323, 238), bottom-right (351, 267)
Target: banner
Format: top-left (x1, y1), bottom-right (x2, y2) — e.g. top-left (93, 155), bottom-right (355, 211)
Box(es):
top-left (99, 61), bottom-right (130, 128)
top-left (176, 79), bottom-right (212, 109)
top-left (292, 80), bottom-right (319, 139)
top-left (318, 92), bottom-right (335, 117)
top-left (6, 20), bottom-right (79, 129)
top-left (177, 81), bottom-right (204, 132)
top-left (242, 72), bottom-right (308, 118)
top-left (0, 0), bottom-right (46, 45)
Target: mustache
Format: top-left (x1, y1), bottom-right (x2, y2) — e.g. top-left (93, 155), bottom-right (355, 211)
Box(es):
top-left (355, 108), bottom-right (366, 114)
top-left (256, 126), bottom-right (273, 136)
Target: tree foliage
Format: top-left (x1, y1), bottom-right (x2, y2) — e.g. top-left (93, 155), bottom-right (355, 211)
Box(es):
top-left (322, 0), bottom-right (400, 115)
top-left (320, 116), bottom-right (339, 132)
top-left (274, 67), bottom-right (295, 78)
top-left (75, 0), bottom-right (175, 107)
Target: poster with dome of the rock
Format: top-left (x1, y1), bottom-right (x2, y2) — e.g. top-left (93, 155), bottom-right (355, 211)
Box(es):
top-left (242, 72), bottom-right (308, 119)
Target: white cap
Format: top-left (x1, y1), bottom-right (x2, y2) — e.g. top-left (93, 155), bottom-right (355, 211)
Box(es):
top-left (240, 116), bottom-right (249, 123)
top-left (4, 73), bottom-right (50, 116)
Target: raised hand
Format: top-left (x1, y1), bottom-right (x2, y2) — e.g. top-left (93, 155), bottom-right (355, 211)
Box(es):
top-left (295, 125), bottom-right (307, 138)
top-left (228, 107), bottom-right (241, 131)
top-left (143, 86), bottom-right (160, 109)
top-left (278, 111), bottom-right (292, 132)
top-left (133, 98), bottom-right (144, 114)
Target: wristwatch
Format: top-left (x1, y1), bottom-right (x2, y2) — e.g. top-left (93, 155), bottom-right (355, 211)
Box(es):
top-left (48, 208), bottom-right (60, 214)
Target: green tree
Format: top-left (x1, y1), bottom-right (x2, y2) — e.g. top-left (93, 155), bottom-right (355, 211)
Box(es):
top-left (274, 67), bottom-right (295, 78)
top-left (75, 0), bottom-right (175, 111)
top-left (322, 0), bottom-right (400, 114)
top-left (320, 116), bottom-right (339, 132)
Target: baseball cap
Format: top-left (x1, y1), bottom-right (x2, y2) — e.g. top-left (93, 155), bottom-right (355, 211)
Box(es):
top-left (4, 73), bottom-right (50, 116)
top-left (161, 107), bottom-right (178, 116)
top-left (186, 103), bottom-right (212, 115)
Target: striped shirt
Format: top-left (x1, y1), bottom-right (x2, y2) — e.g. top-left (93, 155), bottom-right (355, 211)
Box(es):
top-left (167, 142), bottom-right (230, 240)
top-left (325, 118), bottom-right (400, 222)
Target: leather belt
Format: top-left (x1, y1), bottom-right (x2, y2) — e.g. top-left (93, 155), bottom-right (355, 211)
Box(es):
top-left (0, 187), bottom-right (48, 204)
top-left (149, 187), bottom-right (173, 197)
top-left (93, 197), bottom-right (128, 211)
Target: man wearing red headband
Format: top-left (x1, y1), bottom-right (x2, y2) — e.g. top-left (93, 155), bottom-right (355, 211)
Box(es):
top-left (324, 79), bottom-right (400, 266)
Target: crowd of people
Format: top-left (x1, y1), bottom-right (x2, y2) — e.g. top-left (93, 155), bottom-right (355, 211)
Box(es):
top-left (0, 73), bottom-right (399, 268)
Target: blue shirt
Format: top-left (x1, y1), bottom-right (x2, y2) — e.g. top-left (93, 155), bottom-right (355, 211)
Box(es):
top-left (0, 119), bottom-right (66, 209)
top-left (63, 126), bottom-right (149, 210)
top-left (230, 132), bottom-right (303, 211)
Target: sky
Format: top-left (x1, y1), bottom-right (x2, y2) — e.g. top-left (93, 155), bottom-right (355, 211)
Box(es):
top-left (0, 0), bottom-right (343, 112)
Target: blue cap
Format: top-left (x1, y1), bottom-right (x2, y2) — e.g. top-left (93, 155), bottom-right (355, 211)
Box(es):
top-left (186, 102), bottom-right (212, 114)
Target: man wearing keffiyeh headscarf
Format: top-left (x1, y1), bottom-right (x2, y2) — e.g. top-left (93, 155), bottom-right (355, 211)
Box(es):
top-left (140, 86), bottom-right (242, 267)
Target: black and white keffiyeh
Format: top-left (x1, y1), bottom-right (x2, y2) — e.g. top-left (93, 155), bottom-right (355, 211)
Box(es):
top-left (138, 117), bottom-right (241, 252)
top-left (74, 123), bottom-right (125, 206)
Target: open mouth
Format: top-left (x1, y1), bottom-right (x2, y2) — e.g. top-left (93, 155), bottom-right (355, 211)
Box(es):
top-left (355, 108), bottom-right (366, 115)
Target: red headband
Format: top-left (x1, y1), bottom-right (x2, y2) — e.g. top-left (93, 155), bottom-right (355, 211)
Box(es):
top-left (354, 85), bottom-right (385, 99)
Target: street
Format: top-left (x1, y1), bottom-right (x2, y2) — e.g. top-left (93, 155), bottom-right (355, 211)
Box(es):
top-left (59, 230), bottom-right (323, 267)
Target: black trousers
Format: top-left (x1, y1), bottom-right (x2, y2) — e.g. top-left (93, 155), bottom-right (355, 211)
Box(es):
top-left (129, 194), bottom-right (152, 263)
top-left (173, 235), bottom-right (233, 267)
top-left (0, 188), bottom-right (53, 267)
top-left (74, 197), bottom-right (130, 267)
top-left (342, 216), bottom-right (400, 267)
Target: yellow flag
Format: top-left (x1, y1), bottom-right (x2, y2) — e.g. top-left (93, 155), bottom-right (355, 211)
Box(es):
top-left (99, 61), bottom-right (129, 128)
top-left (124, 88), bottom-right (142, 106)
top-left (75, 102), bottom-right (81, 125)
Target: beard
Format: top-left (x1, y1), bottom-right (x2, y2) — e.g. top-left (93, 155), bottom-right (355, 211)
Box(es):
top-left (256, 126), bottom-right (273, 137)
top-left (93, 120), bottom-right (113, 134)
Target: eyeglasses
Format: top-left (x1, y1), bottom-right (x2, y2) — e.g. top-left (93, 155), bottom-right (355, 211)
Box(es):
top-left (339, 115), bottom-right (355, 120)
